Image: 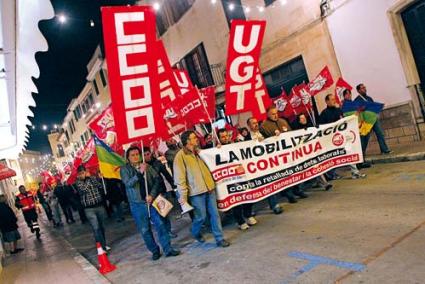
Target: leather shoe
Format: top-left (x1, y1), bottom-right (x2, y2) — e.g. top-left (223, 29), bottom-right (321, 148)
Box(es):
top-left (216, 240), bottom-right (230, 247)
top-left (165, 249), bottom-right (180, 257)
top-left (152, 252), bottom-right (162, 261)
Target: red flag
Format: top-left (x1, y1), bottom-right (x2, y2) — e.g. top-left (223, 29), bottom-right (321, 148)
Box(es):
top-left (101, 6), bottom-right (167, 145)
top-left (88, 105), bottom-right (123, 155)
top-left (173, 69), bottom-right (194, 95)
top-left (289, 86), bottom-right (310, 115)
top-left (75, 138), bottom-right (98, 173)
top-left (307, 66), bottom-right (334, 96)
top-left (40, 171), bottom-right (55, 187)
top-left (156, 41), bottom-right (187, 138)
top-left (176, 88), bottom-right (209, 127)
top-left (272, 89), bottom-right (295, 119)
top-left (198, 86), bottom-right (216, 123)
top-left (250, 68), bottom-right (272, 121)
top-left (335, 77), bottom-right (353, 105)
top-left (295, 83), bottom-right (313, 111)
top-left (225, 20), bottom-right (266, 116)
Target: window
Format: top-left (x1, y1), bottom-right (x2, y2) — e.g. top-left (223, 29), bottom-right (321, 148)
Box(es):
top-left (57, 144), bottom-right (65, 158)
top-left (69, 119), bottom-right (76, 134)
top-left (81, 134), bottom-right (86, 146)
top-left (221, 0), bottom-right (245, 27)
top-left (73, 105), bottom-right (82, 121)
top-left (82, 102), bottom-right (88, 114)
top-left (84, 131), bottom-right (90, 142)
top-left (88, 93), bottom-right (94, 107)
top-left (65, 130), bottom-right (70, 143)
top-left (170, 0), bottom-right (194, 23)
top-left (93, 79), bottom-right (100, 96)
top-left (264, 0), bottom-right (276, 6)
top-left (176, 43), bottom-right (214, 88)
top-left (263, 56), bottom-right (309, 98)
top-left (99, 69), bottom-right (107, 87)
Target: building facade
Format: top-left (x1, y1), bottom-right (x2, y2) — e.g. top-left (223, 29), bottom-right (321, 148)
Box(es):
top-left (50, 46), bottom-right (111, 171)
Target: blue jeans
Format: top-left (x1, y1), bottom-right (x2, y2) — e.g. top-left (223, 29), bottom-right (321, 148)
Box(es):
top-left (362, 119), bottom-right (390, 154)
top-left (129, 201), bottom-right (172, 255)
top-left (189, 191), bottom-right (224, 242)
top-left (85, 206), bottom-right (106, 249)
top-left (267, 195), bottom-right (279, 210)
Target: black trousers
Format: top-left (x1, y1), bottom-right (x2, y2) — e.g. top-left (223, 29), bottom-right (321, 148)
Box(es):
top-left (233, 203), bottom-right (254, 225)
top-left (59, 202), bottom-right (75, 222)
top-left (23, 208), bottom-right (40, 232)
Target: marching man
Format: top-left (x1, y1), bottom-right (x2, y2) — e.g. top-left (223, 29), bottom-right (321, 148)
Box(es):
top-left (15, 185), bottom-right (41, 239)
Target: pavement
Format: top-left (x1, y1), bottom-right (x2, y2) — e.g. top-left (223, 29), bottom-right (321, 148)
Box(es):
top-left (1, 160), bottom-right (425, 283)
top-left (366, 141), bottom-right (425, 164)
top-left (0, 215), bottom-right (109, 284)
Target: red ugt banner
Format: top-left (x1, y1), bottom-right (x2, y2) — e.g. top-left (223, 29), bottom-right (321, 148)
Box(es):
top-left (250, 67), bottom-right (272, 121)
top-left (101, 6), bottom-right (167, 145)
top-left (225, 20), bottom-right (266, 116)
top-left (307, 66), bottom-right (334, 96)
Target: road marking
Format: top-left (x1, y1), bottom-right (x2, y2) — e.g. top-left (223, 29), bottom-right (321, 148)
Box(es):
top-left (282, 251), bottom-right (365, 284)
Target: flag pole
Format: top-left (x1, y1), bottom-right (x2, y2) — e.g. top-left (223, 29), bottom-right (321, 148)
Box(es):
top-left (140, 139), bottom-right (151, 218)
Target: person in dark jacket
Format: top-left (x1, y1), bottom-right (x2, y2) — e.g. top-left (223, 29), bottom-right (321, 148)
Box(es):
top-left (164, 138), bottom-right (181, 173)
top-left (120, 146), bottom-right (180, 261)
top-left (37, 182), bottom-right (53, 223)
top-left (217, 129), bottom-right (257, 231)
top-left (319, 94), bottom-right (344, 125)
top-left (74, 165), bottom-right (110, 251)
top-left (54, 182), bottom-right (75, 224)
top-left (292, 113), bottom-right (314, 130)
top-left (143, 147), bottom-right (177, 238)
top-left (355, 83), bottom-right (392, 155)
top-left (320, 94), bottom-right (367, 180)
top-left (0, 194), bottom-right (24, 254)
top-left (105, 178), bottom-right (125, 222)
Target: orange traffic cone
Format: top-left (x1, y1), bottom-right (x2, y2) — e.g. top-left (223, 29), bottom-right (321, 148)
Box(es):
top-left (96, 242), bottom-right (116, 275)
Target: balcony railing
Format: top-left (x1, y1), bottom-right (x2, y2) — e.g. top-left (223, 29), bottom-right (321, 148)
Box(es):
top-left (210, 63), bottom-right (225, 87)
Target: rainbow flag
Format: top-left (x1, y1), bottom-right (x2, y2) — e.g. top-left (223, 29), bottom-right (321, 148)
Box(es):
top-left (342, 101), bottom-right (384, 136)
top-left (94, 136), bottom-right (125, 179)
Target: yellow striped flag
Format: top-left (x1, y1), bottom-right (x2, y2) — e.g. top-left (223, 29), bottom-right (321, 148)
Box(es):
top-left (94, 136), bottom-right (125, 179)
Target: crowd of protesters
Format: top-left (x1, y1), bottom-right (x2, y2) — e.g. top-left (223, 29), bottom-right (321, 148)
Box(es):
top-left (2, 83), bottom-right (392, 261)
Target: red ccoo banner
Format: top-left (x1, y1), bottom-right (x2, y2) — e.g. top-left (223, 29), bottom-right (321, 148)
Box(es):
top-left (101, 6), bottom-right (167, 145)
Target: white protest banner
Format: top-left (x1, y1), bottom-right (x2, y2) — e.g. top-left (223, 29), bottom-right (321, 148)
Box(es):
top-left (199, 116), bottom-right (363, 211)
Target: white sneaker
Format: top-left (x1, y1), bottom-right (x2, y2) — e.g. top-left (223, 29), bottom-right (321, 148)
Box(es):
top-left (352, 173), bottom-right (367, 179)
top-left (239, 223), bottom-right (250, 230)
top-left (247, 217), bottom-right (257, 226)
top-left (105, 246), bottom-right (111, 252)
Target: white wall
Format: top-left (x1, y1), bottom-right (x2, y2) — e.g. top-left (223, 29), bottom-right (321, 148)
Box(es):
top-left (327, 0), bottom-right (410, 106)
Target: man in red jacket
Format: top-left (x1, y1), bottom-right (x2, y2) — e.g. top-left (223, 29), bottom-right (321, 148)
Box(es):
top-left (15, 185), bottom-right (41, 239)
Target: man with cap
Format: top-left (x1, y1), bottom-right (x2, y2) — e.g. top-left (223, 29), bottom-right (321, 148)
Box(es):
top-left (74, 165), bottom-right (109, 251)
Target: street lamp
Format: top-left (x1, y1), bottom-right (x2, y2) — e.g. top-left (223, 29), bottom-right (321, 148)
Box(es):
top-left (57, 14), bottom-right (67, 24)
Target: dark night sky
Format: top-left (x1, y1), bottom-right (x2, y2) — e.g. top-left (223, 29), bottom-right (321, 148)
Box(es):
top-left (27, 0), bottom-right (136, 154)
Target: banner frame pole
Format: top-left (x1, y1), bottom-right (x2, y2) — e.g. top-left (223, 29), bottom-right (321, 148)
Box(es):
top-left (140, 139), bottom-right (151, 219)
